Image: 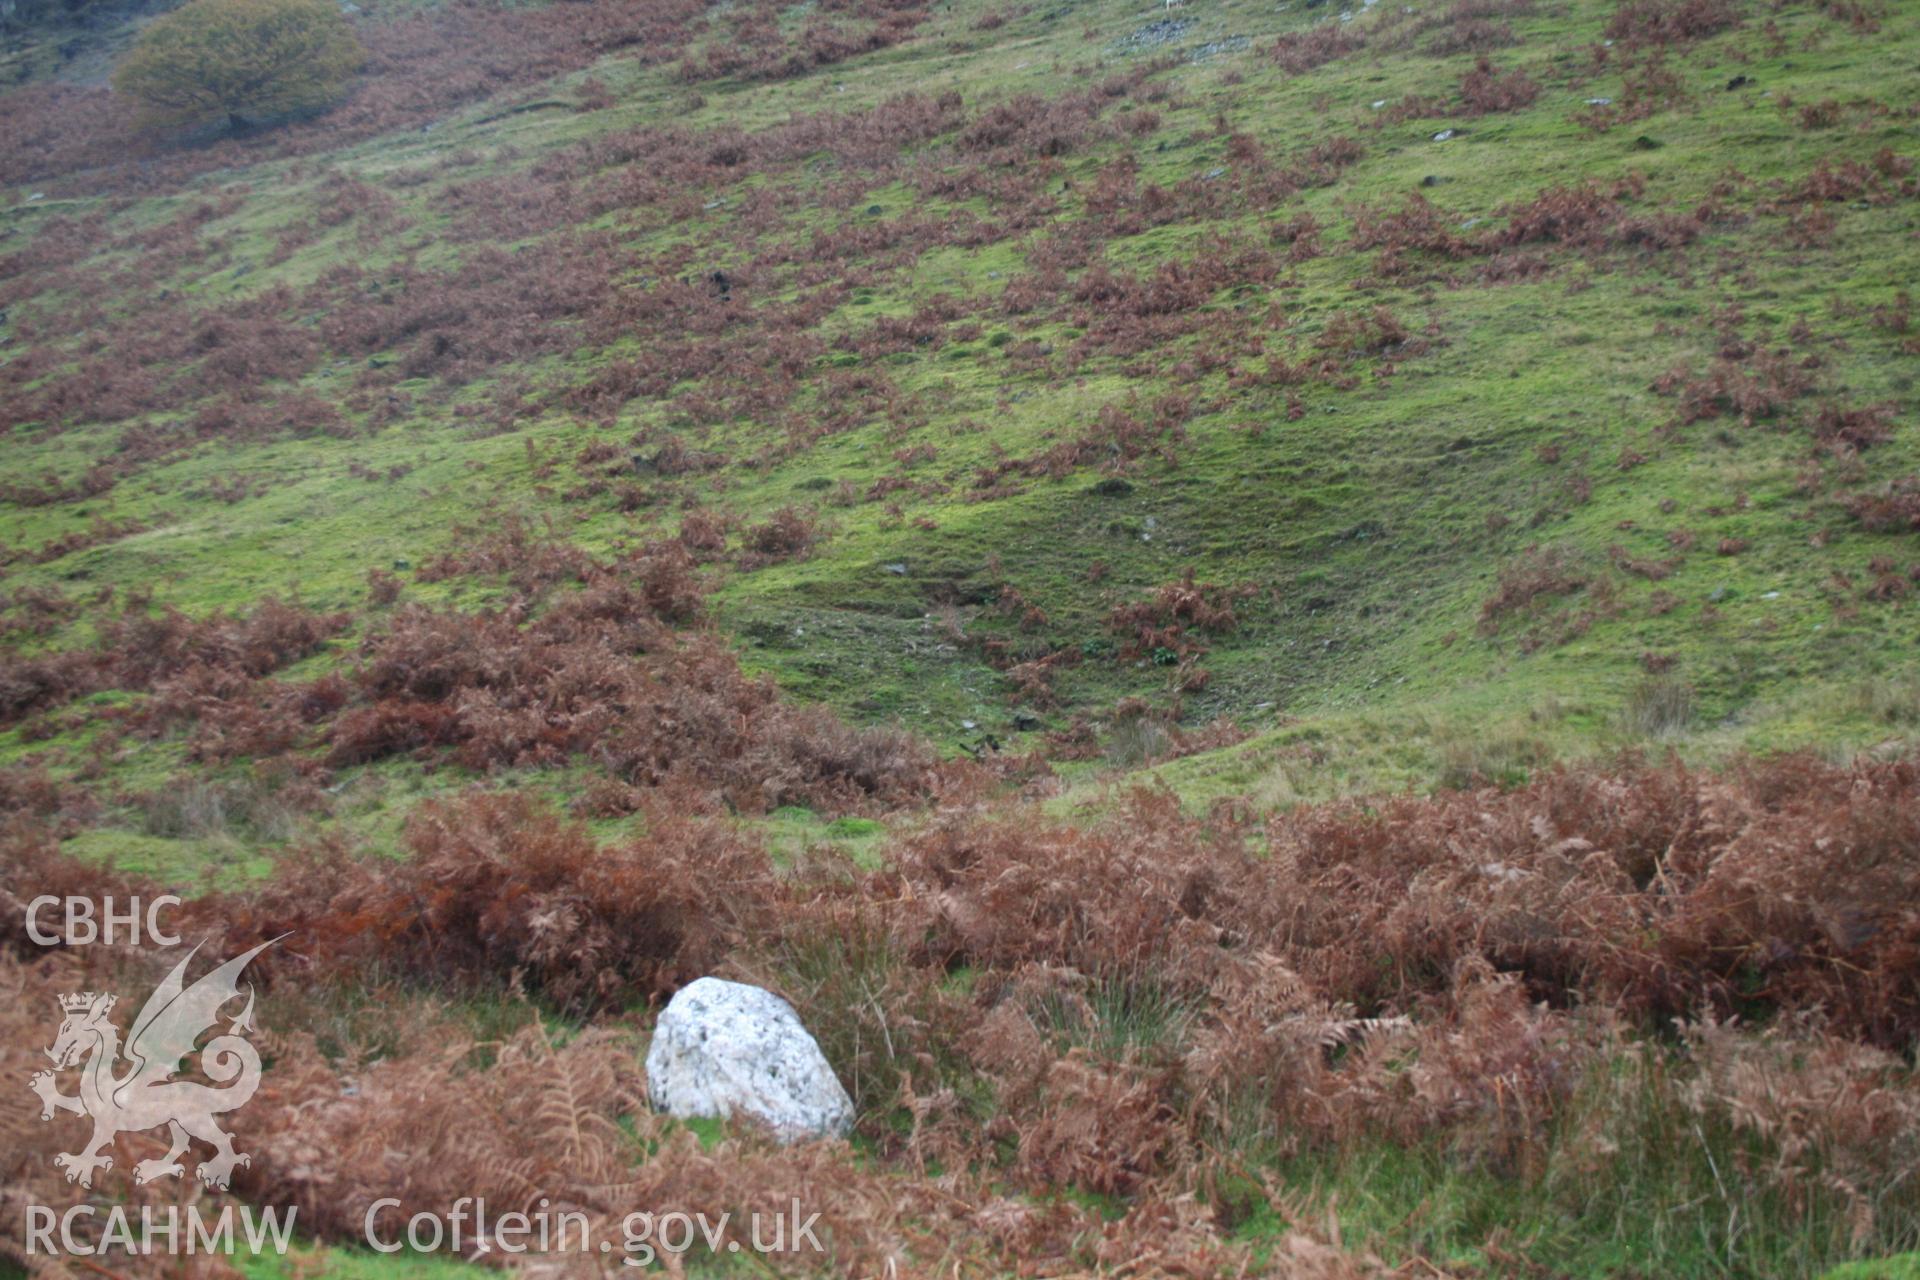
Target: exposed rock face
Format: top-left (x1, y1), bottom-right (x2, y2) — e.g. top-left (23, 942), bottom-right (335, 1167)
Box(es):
top-left (643, 977), bottom-right (854, 1142)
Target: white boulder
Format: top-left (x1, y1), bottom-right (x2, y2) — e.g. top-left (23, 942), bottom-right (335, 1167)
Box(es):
top-left (644, 977), bottom-right (854, 1142)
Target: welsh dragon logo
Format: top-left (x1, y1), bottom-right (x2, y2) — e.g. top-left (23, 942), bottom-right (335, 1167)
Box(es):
top-left (28, 938), bottom-right (279, 1190)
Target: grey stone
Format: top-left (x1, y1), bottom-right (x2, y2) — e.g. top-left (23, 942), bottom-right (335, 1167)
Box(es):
top-left (645, 978), bottom-right (853, 1142)
top-left (1118, 17), bottom-right (1192, 51)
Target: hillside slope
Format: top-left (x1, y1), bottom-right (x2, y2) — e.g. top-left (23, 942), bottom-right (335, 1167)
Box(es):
top-left (3, 0), bottom-right (1920, 1275)
top-left (3, 0), bottom-right (1917, 841)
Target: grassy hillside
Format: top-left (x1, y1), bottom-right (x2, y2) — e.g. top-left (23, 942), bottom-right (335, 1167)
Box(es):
top-left (2, 0), bottom-right (1918, 1274)
top-left (3, 0), bottom-right (1917, 824)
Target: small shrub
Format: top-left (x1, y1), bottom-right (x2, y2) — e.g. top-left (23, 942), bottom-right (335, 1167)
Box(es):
top-left (1797, 98), bottom-right (1843, 129)
top-left (1480, 546), bottom-right (1588, 630)
top-left (1315, 305), bottom-right (1414, 356)
top-left (212, 792), bottom-right (776, 1011)
top-left (1426, 17), bottom-right (1516, 55)
top-left (1604, 0), bottom-right (1740, 46)
top-left (1652, 349), bottom-right (1815, 428)
top-left (1270, 24), bottom-right (1364, 74)
top-left (365, 569), bottom-right (403, 606)
top-left (1812, 402), bottom-right (1896, 452)
top-left (1107, 572), bottom-right (1255, 662)
top-left (738, 505), bottom-right (826, 566)
top-left (112, 0), bottom-right (363, 134)
top-left (1841, 475), bottom-right (1920, 532)
top-left (1459, 57), bottom-right (1540, 114)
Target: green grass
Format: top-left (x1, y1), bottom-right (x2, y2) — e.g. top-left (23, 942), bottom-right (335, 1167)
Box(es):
top-left (1234, 1053), bottom-right (1920, 1279)
top-left (2, 0), bottom-right (1914, 871)
top-left (1, 0), bottom-right (1914, 904)
top-left (239, 1244), bottom-right (493, 1280)
top-left (1822, 1257), bottom-right (1920, 1280)
top-left (0, 1241), bottom-right (493, 1280)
